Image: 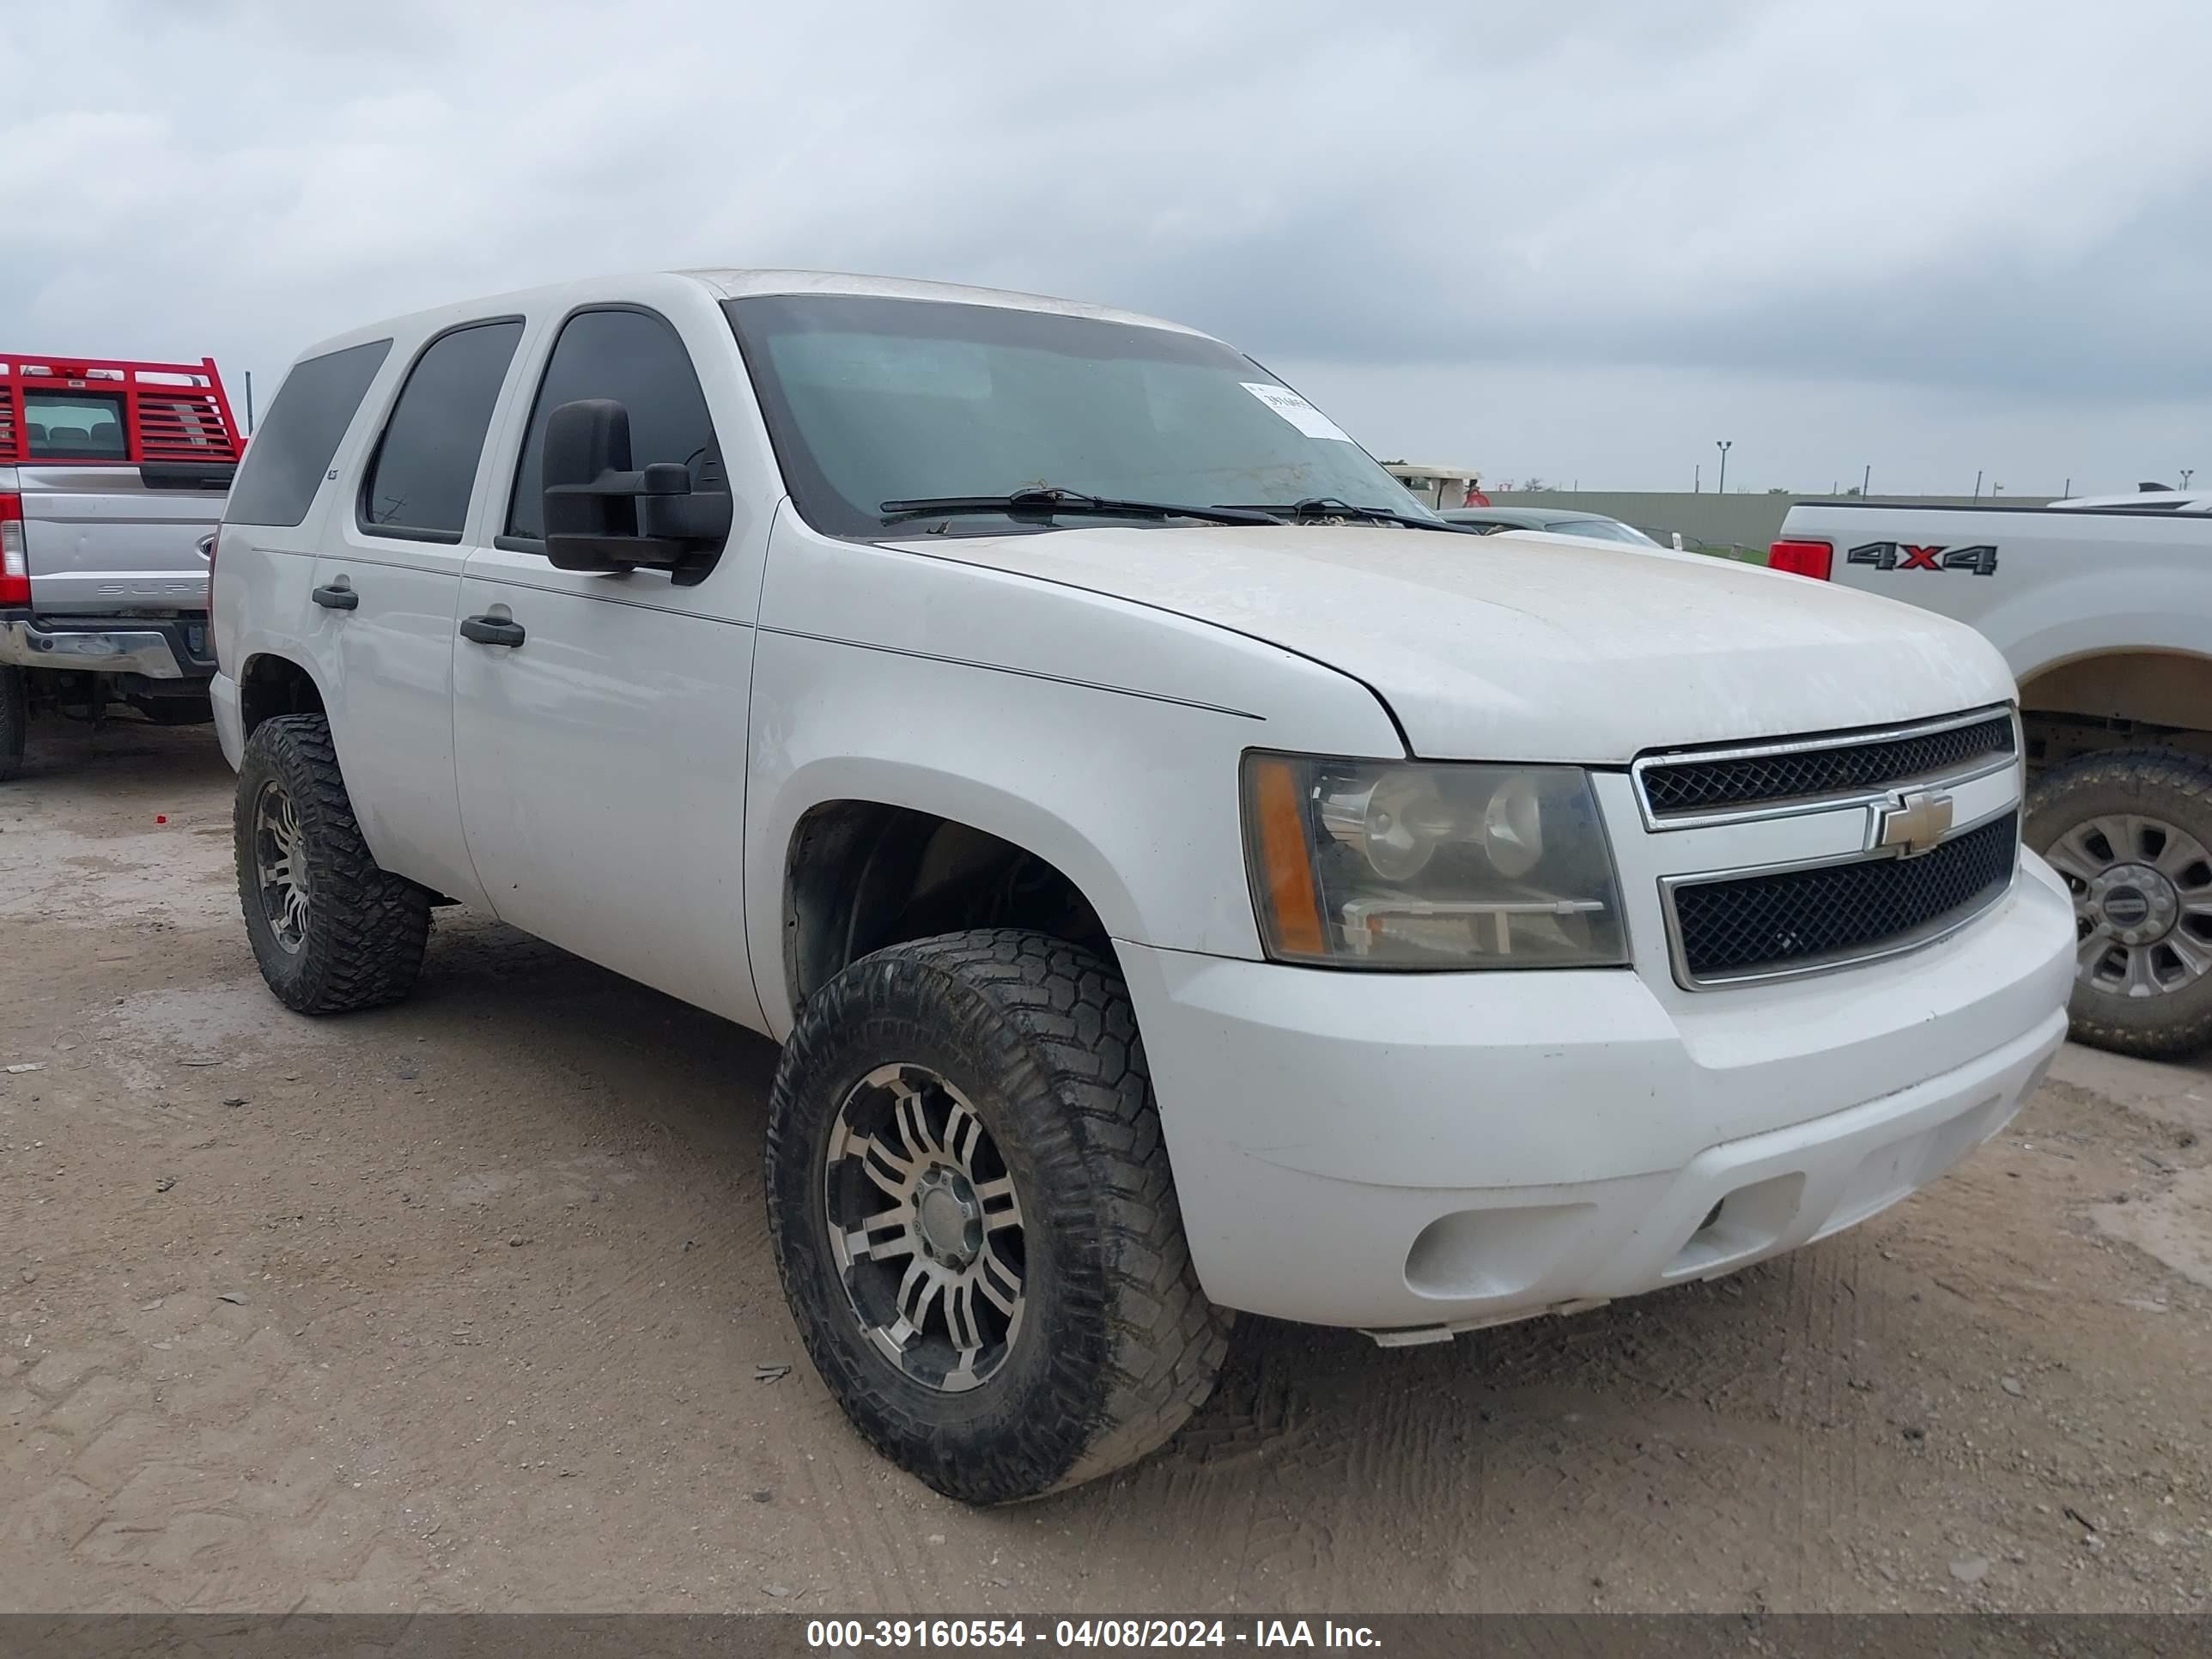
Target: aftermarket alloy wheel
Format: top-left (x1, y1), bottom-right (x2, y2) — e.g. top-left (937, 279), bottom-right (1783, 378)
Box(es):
top-left (234, 714), bottom-right (430, 1014)
top-left (766, 929), bottom-right (1231, 1504)
top-left (2027, 747), bottom-right (2212, 1058)
top-left (823, 1063), bottom-right (1029, 1392)
top-left (251, 779), bottom-right (313, 953)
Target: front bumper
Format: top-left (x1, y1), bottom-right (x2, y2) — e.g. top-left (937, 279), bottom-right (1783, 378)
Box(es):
top-left (0, 615), bottom-right (214, 682)
top-left (1118, 854), bottom-right (2075, 1334)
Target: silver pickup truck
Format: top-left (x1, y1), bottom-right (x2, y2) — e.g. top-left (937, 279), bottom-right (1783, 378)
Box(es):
top-left (0, 352), bottom-right (243, 779)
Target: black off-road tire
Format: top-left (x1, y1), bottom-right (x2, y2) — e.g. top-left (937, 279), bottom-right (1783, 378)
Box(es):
top-left (2027, 746), bottom-right (2212, 1059)
top-left (234, 714), bottom-right (430, 1014)
top-left (765, 929), bottom-right (1231, 1504)
top-left (0, 667), bottom-right (26, 783)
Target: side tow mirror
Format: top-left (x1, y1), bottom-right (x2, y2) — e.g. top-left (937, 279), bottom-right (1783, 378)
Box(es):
top-left (541, 398), bottom-right (732, 574)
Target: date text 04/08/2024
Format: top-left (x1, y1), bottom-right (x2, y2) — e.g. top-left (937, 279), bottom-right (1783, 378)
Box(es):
top-left (805, 1620), bottom-right (1382, 1649)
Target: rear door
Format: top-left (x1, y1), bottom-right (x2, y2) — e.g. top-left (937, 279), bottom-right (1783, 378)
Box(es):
top-left (309, 319), bottom-right (527, 910)
top-left (451, 300), bottom-right (765, 1028)
top-left (216, 336), bottom-right (393, 757)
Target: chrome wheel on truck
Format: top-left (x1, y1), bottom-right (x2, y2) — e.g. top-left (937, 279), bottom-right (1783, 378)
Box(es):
top-left (2051, 813), bottom-right (2212, 997)
top-left (252, 780), bottom-right (313, 952)
top-left (823, 1064), bottom-right (1028, 1393)
top-left (2028, 748), bottom-right (2212, 1058)
top-left (764, 929), bottom-right (1231, 1504)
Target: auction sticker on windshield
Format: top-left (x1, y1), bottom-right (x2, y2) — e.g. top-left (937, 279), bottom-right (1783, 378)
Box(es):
top-left (1240, 382), bottom-right (1352, 441)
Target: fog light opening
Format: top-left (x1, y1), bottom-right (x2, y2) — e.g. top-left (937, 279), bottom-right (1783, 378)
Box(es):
top-left (1665, 1173), bottom-right (1805, 1280)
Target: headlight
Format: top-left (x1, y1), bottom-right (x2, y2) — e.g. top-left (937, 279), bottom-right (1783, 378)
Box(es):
top-left (1242, 752), bottom-right (1630, 969)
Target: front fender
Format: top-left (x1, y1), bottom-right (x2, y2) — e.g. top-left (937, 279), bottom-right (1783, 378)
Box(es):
top-left (744, 631), bottom-right (1321, 1037)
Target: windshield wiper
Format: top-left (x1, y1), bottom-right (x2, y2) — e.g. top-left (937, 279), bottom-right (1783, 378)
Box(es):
top-left (879, 489), bottom-right (1281, 528)
top-left (1218, 496), bottom-right (1478, 533)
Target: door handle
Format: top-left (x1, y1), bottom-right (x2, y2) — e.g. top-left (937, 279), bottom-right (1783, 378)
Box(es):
top-left (459, 614), bottom-right (526, 647)
top-left (311, 583), bottom-right (358, 611)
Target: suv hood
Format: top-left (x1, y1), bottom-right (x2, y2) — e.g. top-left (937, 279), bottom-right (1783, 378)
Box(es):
top-left (895, 525), bottom-right (2015, 762)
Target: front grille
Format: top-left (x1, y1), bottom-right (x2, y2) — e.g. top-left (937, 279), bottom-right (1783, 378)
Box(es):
top-left (1671, 811), bottom-right (2018, 982)
top-left (1641, 713), bottom-right (2014, 819)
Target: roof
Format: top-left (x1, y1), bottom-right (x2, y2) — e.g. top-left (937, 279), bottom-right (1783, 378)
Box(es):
top-left (295, 269), bottom-right (1216, 364)
top-left (684, 269), bottom-right (1212, 337)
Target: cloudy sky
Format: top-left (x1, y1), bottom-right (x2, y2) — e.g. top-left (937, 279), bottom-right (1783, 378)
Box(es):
top-left (6, 0), bottom-right (2208, 495)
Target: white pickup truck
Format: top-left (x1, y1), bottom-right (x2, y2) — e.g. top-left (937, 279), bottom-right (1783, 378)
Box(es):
top-left (213, 271), bottom-right (2073, 1502)
top-left (1774, 497), bottom-right (2212, 1057)
top-left (0, 352), bottom-right (243, 776)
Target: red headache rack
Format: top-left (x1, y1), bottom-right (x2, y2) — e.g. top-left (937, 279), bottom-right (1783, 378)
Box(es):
top-left (0, 353), bottom-right (242, 468)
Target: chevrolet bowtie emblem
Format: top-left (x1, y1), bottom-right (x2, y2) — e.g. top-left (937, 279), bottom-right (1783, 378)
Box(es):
top-left (1873, 789), bottom-right (1954, 859)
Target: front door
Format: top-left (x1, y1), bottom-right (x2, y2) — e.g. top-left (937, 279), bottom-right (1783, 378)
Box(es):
top-left (451, 302), bottom-right (764, 1029)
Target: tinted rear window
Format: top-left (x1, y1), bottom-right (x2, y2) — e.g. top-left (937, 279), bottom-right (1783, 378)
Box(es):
top-left (26, 391), bottom-right (126, 460)
top-left (225, 339), bottom-right (392, 528)
top-left (360, 321), bottom-right (523, 541)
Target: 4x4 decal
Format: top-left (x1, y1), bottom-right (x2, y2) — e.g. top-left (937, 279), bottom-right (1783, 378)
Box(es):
top-left (1846, 540), bottom-right (1999, 576)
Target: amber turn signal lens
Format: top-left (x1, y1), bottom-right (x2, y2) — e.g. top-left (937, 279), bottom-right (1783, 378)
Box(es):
top-left (1246, 755), bottom-right (1326, 957)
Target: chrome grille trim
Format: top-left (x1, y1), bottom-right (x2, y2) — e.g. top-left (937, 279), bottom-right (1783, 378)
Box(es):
top-left (1632, 704), bottom-right (2021, 831)
top-left (1659, 801), bottom-right (2021, 989)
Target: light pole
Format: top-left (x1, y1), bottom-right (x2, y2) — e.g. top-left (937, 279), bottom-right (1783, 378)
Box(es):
top-left (1716, 440), bottom-right (1732, 495)
top-left (2185, 469), bottom-right (2197, 489)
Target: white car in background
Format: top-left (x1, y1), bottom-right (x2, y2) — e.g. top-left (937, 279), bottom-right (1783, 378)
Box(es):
top-left (1440, 504), bottom-right (1666, 545)
top-left (2048, 487), bottom-right (2212, 512)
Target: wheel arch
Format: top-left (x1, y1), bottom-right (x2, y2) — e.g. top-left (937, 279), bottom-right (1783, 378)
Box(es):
top-left (2019, 646), bottom-right (2212, 732)
top-left (775, 779), bottom-right (1137, 1033)
top-left (2016, 646), bottom-right (2212, 769)
top-left (236, 650), bottom-right (330, 737)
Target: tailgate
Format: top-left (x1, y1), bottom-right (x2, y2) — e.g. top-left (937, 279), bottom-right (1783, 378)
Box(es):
top-left (18, 464), bottom-right (226, 614)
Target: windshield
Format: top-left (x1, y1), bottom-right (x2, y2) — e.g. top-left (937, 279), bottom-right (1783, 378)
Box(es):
top-left (724, 294), bottom-right (1432, 538)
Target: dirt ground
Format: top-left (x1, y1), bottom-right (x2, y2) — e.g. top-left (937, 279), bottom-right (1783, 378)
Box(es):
top-left (3, 717), bottom-right (2208, 1616)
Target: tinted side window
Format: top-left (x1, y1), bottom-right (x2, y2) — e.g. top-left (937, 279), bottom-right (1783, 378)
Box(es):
top-left (226, 339), bottom-right (392, 528)
top-left (506, 308), bottom-right (721, 541)
top-left (359, 321), bottom-right (523, 541)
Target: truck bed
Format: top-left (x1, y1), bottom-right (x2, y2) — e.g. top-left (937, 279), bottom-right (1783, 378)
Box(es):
top-left (1775, 499), bottom-right (2212, 686)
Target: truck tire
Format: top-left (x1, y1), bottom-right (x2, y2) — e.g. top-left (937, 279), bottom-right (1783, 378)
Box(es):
top-left (234, 714), bottom-right (430, 1014)
top-left (765, 928), bottom-right (1231, 1504)
top-left (2027, 747), bottom-right (2212, 1058)
top-left (0, 667), bottom-right (25, 783)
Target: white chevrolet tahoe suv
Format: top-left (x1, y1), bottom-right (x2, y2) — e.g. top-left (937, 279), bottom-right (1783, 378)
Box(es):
top-left (212, 270), bottom-right (2075, 1503)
